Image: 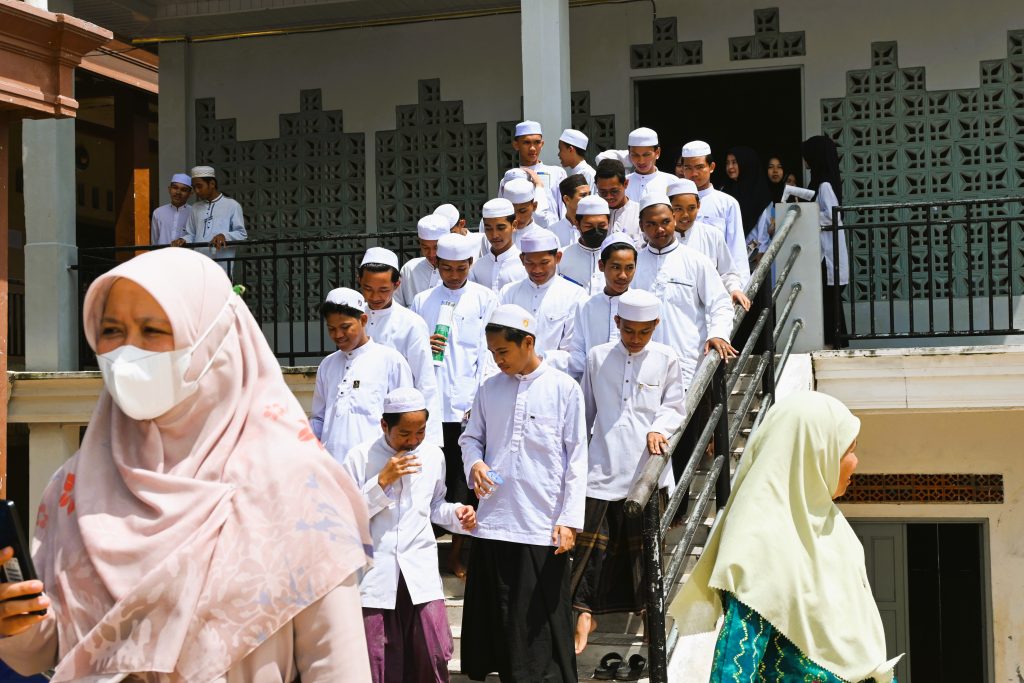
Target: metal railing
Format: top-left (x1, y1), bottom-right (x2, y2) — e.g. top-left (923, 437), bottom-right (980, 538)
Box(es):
top-left (624, 204), bottom-right (805, 682)
top-left (829, 195), bottom-right (1024, 344)
top-left (72, 232), bottom-right (422, 368)
top-left (8, 279), bottom-right (25, 362)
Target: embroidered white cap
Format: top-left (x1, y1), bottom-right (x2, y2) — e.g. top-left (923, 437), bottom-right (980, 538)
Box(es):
top-left (190, 165), bottom-right (216, 179)
top-left (170, 173), bottom-right (192, 187)
top-left (417, 214), bottom-right (450, 241)
top-left (360, 247), bottom-right (399, 270)
top-left (681, 140), bottom-right (712, 157)
top-left (576, 195), bottom-right (611, 217)
top-left (436, 233), bottom-right (477, 261)
top-left (482, 198), bottom-right (515, 219)
top-left (616, 289), bottom-right (661, 322)
top-left (628, 127), bottom-right (659, 147)
top-left (325, 287), bottom-right (366, 312)
top-left (489, 303), bottom-right (537, 334)
top-left (433, 203), bottom-right (460, 229)
top-left (559, 128), bottom-right (589, 149)
top-left (639, 193), bottom-right (673, 213)
top-left (599, 232), bottom-right (637, 254)
top-left (502, 168), bottom-right (530, 184)
top-left (518, 228), bottom-right (560, 253)
top-left (503, 178), bottom-right (536, 204)
top-left (382, 387), bottom-right (426, 414)
top-left (667, 178), bottom-right (700, 197)
top-left (514, 120), bottom-right (543, 137)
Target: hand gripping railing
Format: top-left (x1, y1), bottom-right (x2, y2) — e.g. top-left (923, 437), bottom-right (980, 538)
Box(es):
top-left (623, 204), bottom-right (804, 682)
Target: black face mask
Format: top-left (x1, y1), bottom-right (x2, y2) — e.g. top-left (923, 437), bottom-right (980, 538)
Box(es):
top-left (580, 228), bottom-right (608, 248)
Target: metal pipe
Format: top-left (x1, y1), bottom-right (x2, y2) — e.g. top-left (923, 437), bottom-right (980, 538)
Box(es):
top-left (772, 283), bottom-right (802, 346)
top-left (770, 244), bottom-right (801, 305)
top-left (663, 454), bottom-right (726, 590)
top-left (643, 494), bottom-right (668, 683)
top-left (658, 404), bottom-right (723, 540)
top-left (775, 319), bottom-right (804, 382)
top-left (728, 352), bottom-right (769, 444)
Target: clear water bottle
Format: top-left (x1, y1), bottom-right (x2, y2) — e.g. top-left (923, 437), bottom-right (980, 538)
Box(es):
top-left (480, 469), bottom-right (504, 499)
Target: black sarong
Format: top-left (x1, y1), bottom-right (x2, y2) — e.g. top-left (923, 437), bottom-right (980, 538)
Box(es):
top-left (461, 537), bottom-right (576, 682)
top-left (571, 497), bottom-right (645, 615)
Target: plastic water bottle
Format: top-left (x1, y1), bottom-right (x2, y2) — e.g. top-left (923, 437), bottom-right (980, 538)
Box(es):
top-left (479, 469), bottom-right (504, 500)
top-left (432, 300), bottom-right (456, 366)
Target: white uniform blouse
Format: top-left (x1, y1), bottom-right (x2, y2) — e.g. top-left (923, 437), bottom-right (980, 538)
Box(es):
top-left (816, 182), bottom-right (850, 286)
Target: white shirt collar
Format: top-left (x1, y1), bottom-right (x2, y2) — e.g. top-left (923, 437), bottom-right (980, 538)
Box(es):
top-left (514, 360), bottom-right (548, 381)
top-left (645, 240), bottom-right (679, 256)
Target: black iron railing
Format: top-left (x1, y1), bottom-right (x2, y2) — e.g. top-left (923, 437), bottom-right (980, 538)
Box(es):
top-left (625, 204), bottom-right (806, 681)
top-left (73, 232), bottom-right (422, 368)
top-left (829, 195), bottom-right (1024, 344)
top-left (8, 279), bottom-right (25, 362)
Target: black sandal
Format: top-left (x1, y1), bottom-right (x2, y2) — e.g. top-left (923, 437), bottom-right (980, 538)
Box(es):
top-left (614, 653), bottom-right (647, 681)
top-left (593, 651), bottom-right (623, 680)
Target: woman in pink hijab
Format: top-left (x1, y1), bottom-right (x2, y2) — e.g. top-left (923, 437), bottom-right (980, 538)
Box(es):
top-left (0, 248), bottom-right (374, 682)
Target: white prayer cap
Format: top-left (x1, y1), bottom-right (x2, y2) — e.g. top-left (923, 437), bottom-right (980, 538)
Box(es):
top-left (503, 178), bottom-right (536, 204)
top-left (596, 149), bottom-right (632, 169)
top-left (559, 128), bottom-right (589, 149)
top-left (514, 120), bottom-right (543, 137)
top-left (436, 233), bottom-right (476, 261)
top-left (482, 198), bottom-right (515, 219)
top-left (170, 173), bottom-right (192, 187)
top-left (628, 127), bottom-right (659, 147)
top-left (681, 140), bottom-right (712, 158)
top-left (639, 193), bottom-right (672, 213)
top-left (576, 195), bottom-right (610, 217)
top-left (599, 232), bottom-right (636, 254)
top-left (434, 203), bottom-right (460, 229)
top-left (360, 247), bottom-right (399, 270)
top-left (617, 289), bottom-right (661, 322)
top-left (417, 214), bottom-right (450, 241)
top-left (190, 165), bottom-right (216, 179)
top-left (667, 178), bottom-right (700, 197)
top-left (502, 168), bottom-right (529, 183)
top-left (489, 303), bottom-right (537, 335)
top-left (324, 287), bottom-right (366, 312)
top-left (382, 387), bottom-right (426, 414)
top-left (519, 228), bottom-right (560, 253)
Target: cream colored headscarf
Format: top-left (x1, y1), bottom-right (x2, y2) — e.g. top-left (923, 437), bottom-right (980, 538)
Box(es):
top-left (669, 391), bottom-right (902, 682)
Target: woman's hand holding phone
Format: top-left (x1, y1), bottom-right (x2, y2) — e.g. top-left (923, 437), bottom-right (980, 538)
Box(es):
top-left (0, 547), bottom-right (48, 637)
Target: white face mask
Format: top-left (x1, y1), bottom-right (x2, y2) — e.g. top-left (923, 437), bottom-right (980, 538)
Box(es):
top-left (97, 301), bottom-right (232, 421)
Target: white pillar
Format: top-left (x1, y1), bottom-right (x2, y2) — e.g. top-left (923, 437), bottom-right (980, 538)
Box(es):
top-left (27, 424), bottom-right (79, 531)
top-left (520, 0), bottom-right (571, 167)
top-left (158, 41), bottom-right (192, 186)
top-left (776, 202), bottom-right (825, 353)
top-left (22, 118), bottom-right (78, 371)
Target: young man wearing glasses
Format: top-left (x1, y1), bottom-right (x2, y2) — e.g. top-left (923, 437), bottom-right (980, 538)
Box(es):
top-left (594, 158), bottom-right (641, 246)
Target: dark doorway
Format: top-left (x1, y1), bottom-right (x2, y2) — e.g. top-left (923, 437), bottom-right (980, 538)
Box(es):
top-left (634, 68), bottom-right (803, 188)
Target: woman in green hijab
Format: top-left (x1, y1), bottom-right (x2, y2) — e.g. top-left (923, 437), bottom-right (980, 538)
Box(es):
top-left (669, 391), bottom-right (902, 682)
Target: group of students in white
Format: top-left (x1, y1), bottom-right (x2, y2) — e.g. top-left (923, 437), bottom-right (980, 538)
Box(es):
top-left (313, 120), bottom-right (765, 682)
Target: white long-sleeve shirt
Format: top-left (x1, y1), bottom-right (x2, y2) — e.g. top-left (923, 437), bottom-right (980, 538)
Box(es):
top-left (499, 275), bottom-right (588, 374)
top-left (183, 194), bottom-right (247, 264)
top-left (469, 245), bottom-right (527, 293)
top-left (567, 290), bottom-right (623, 380)
top-left (510, 221), bottom-right (542, 251)
top-left (460, 361), bottom-right (587, 545)
top-left (311, 340), bottom-right (413, 463)
top-left (816, 182), bottom-right (850, 286)
top-left (548, 217), bottom-right (579, 248)
top-left (410, 282), bottom-right (498, 423)
top-left (566, 160), bottom-right (596, 189)
top-left (394, 257), bottom-right (440, 307)
top-left (150, 203), bottom-right (190, 245)
top-left (625, 169), bottom-right (677, 203)
top-left (499, 163), bottom-right (567, 227)
top-left (365, 302), bottom-right (443, 446)
top-left (341, 435), bottom-right (458, 609)
top-left (632, 241), bottom-right (733, 383)
top-left (583, 340), bottom-right (686, 499)
top-left (677, 223), bottom-right (744, 293)
top-left (609, 199), bottom-right (642, 245)
top-left (559, 241), bottom-right (603, 293)
top-left (696, 187), bottom-right (750, 285)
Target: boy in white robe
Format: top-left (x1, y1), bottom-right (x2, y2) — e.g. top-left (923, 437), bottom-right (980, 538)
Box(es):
top-left (469, 198), bottom-right (527, 293)
top-left (394, 214), bottom-right (449, 307)
top-left (548, 174), bottom-right (590, 247)
top-left (559, 194), bottom-right (610, 293)
top-left (557, 128), bottom-right (596, 189)
top-left (625, 127), bottom-right (678, 202)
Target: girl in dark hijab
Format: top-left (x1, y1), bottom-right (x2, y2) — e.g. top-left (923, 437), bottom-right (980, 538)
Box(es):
top-left (721, 146), bottom-right (772, 236)
top-left (765, 153), bottom-right (787, 204)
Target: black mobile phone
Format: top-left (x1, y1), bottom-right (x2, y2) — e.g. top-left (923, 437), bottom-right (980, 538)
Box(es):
top-left (0, 500), bottom-right (46, 616)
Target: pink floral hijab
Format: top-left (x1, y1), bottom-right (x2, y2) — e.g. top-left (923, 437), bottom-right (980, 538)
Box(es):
top-left (33, 248), bottom-right (372, 682)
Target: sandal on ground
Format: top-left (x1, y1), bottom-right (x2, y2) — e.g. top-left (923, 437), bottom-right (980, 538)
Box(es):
top-left (593, 652), bottom-right (623, 680)
top-left (614, 653), bottom-right (647, 681)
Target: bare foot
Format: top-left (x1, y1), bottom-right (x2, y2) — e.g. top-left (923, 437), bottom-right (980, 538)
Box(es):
top-left (574, 612), bottom-right (597, 654)
top-left (450, 536), bottom-right (467, 580)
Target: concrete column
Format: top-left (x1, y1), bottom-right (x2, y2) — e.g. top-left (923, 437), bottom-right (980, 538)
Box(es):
top-left (776, 202), bottom-right (825, 353)
top-left (27, 424), bottom-right (80, 531)
top-left (22, 118), bottom-right (78, 371)
top-left (520, 0), bottom-right (570, 166)
top-left (158, 41), bottom-right (191, 186)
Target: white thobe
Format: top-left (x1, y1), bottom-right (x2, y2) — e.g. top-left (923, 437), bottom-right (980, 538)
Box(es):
top-left (394, 257), bottom-right (440, 308)
top-left (499, 163), bottom-right (567, 227)
top-left (510, 221), bottom-right (542, 251)
top-left (566, 160), bottom-right (597, 189)
top-left (150, 203), bottom-right (190, 245)
top-left (609, 199), bottom-right (642, 245)
top-left (567, 290), bottom-right (624, 380)
top-left (549, 217), bottom-right (579, 247)
top-left (625, 169), bottom-right (677, 202)
top-left (696, 187), bottom-right (750, 285)
top-left (558, 241), bottom-right (603, 294)
top-left (411, 282), bottom-right (498, 423)
top-left (341, 436), bottom-right (459, 609)
top-left (582, 340), bottom-right (686, 500)
top-left (365, 302), bottom-right (443, 446)
top-left (311, 340), bottom-right (414, 463)
top-left (632, 242), bottom-right (733, 383)
top-left (460, 361), bottom-right (587, 545)
top-left (183, 194), bottom-right (247, 264)
top-left (499, 276), bottom-right (588, 374)
top-left (816, 182), bottom-right (850, 286)
top-left (677, 223), bottom-right (744, 293)
top-left (469, 245), bottom-right (527, 293)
